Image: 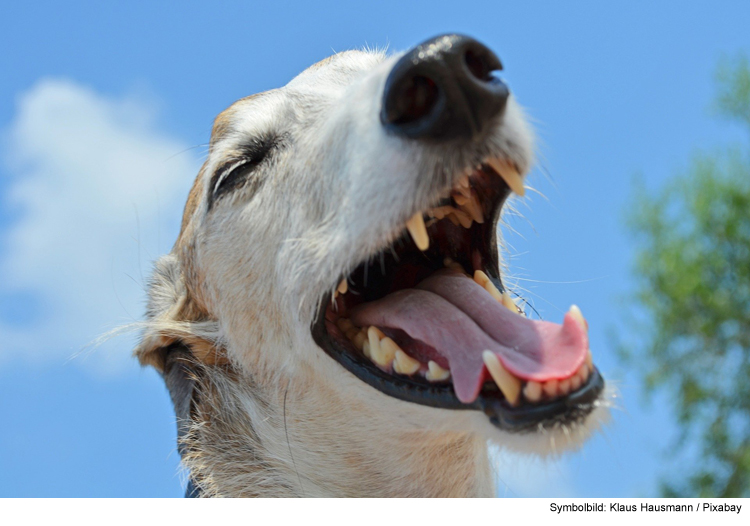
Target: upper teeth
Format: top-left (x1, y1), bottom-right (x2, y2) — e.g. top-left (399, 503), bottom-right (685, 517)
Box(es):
top-left (405, 212), bottom-right (429, 251)
top-left (486, 157), bottom-right (525, 197)
top-left (404, 158), bottom-right (524, 252)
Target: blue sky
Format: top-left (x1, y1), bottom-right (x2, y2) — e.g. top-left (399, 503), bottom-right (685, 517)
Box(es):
top-left (1, 0), bottom-right (748, 497)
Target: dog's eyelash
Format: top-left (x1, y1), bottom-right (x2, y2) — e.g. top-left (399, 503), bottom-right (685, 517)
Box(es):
top-left (212, 159), bottom-right (254, 196)
top-left (210, 138), bottom-right (278, 204)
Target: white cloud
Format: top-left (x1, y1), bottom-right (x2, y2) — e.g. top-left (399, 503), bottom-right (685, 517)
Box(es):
top-left (0, 79), bottom-right (199, 374)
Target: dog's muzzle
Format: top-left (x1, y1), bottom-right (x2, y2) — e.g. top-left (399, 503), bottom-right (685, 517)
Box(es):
top-left (313, 34), bottom-right (604, 433)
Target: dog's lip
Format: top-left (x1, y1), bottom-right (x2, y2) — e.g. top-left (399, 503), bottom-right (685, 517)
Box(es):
top-left (311, 297), bottom-right (605, 432)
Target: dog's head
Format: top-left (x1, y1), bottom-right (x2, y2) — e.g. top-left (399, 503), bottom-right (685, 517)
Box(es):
top-left (137, 35), bottom-right (605, 454)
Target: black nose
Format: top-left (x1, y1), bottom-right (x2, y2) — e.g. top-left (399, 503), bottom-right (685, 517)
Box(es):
top-left (381, 34), bottom-right (509, 141)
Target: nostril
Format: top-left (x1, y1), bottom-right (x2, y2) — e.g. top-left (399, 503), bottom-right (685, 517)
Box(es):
top-left (464, 47), bottom-right (501, 82)
top-left (385, 75), bottom-right (440, 126)
top-left (381, 34), bottom-right (508, 140)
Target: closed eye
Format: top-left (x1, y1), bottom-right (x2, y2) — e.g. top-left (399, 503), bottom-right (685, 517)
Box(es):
top-left (209, 136), bottom-right (279, 206)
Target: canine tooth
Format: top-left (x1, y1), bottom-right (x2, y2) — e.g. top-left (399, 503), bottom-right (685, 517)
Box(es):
top-left (523, 381), bottom-right (542, 403)
top-left (482, 351), bottom-right (521, 406)
top-left (543, 379), bottom-right (558, 399)
top-left (337, 279), bottom-right (348, 295)
top-left (406, 213), bottom-right (430, 250)
top-left (426, 360), bottom-right (450, 381)
top-left (486, 157), bottom-right (525, 197)
top-left (568, 304), bottom-right (587, 331)
top-left (393, 349), bottom-right (421, 375)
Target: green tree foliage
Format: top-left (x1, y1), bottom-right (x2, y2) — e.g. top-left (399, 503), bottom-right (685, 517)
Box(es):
top-left (623, 55), bottom-right (750, 497)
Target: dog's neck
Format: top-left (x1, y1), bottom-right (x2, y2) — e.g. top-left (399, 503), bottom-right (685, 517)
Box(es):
top-left (182, 362), bottom-right (494, 497)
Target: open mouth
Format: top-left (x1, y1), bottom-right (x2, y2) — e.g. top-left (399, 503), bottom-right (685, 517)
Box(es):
top-left (311, 157), bottom-right (604, 432)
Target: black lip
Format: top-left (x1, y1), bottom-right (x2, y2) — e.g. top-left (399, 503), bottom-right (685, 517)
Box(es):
top-left (311, 297), bottom-right (605, 432)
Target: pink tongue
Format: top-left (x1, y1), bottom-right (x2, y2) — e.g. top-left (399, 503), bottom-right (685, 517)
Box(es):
top-left (350, 271), bottom-right (588, 404)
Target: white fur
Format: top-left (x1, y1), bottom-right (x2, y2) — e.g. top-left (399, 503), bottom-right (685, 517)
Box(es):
top-left (135, 47), bottom-right (605, 497)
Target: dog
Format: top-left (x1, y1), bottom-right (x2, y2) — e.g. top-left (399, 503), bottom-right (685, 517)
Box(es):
top-left (135, 34), bottom-right (606, 497)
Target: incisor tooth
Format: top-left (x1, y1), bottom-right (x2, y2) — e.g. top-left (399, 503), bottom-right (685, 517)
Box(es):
top-left (486, 157), bottom-right (525, 197)
top-left (406, 213), bottom-right (429, 251)
top-left (483, 351), bottom-right (521, 406)
top-left (393, 349), bottom-right (421, 375)
top-left (543, 379), bottom-right (558, 398)
top-left (426, 360), bottom-right (450, 381)
top-left (523, 381), bottom-right (542, 403)
top-left (337, 279), bottom-right (348, 295)
top-left (570, 374), bottom-right (582, 391)
top-left (579, 363), bottom-right (590, 383)
top-left (559, 378), bottom-right (571, 395)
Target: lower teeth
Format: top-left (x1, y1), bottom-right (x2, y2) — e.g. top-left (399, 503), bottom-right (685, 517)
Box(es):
top-left (332, 314), bottom-right (594, 400)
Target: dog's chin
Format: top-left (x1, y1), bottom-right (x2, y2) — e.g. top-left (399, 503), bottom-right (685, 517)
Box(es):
top-left (313, 351), bottom-right (610, 454)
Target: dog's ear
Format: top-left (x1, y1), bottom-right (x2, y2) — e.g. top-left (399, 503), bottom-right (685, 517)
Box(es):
top-left (135, 253), bottom-right (226, 371)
